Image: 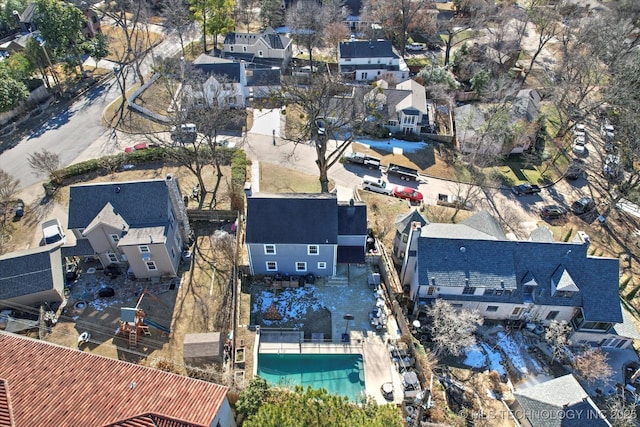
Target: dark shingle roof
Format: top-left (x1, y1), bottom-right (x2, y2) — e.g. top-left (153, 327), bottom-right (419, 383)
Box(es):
top-left (193, 62), bottom-right (242, 82)
top-left (0, 246), bottom-right (60, 299)
top-left (417, 231), bottom-right (623, 323)
top-left (337, 202), bottom-right (367, 236)
top-left (339, 40), bottom-right (398, 59)
top-left (513, 374), bottom-right (610, 427)
top-left (246, 68), bottom-right (281, 86)
top-left (395, 210), bottom-right (428, 234)
top-left (461, 210), bottom-right (507, 239)
top-left (246, 193), bottom-right (339, 244)
top-left (67, 180), bottom-right (169, 230)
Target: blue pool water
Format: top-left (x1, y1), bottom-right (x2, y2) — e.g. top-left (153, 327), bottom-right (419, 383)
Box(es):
top-left (257, 353), bottom-right (366, 401)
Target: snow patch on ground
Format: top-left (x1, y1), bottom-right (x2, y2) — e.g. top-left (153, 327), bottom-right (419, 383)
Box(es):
top-left (253, 287), bottom-right (324, 327)
top-left (464, 345), bottom-right (487, 368)
top-left (497, 332), bottom-right (529, 375)
top-left (481, 343), bottom-right (506, 376)
top-left (356, 138), bottom-right (429, 154)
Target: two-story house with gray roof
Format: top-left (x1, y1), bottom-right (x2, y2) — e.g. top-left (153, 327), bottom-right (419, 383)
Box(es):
top-left (0, 245), bottom-right (64, 308)
top-left (67, 176), bottom-right (190, 279)
top-left (189, 55), bottom-right (248, 108)
top-left (364, 79), bottom-right (436, 136)
top-left (338, 39), bottom-right (409, 83)
top-left (245, 193), bottom-right (367, 277)
top-left (400, 211), bottom-right (632, 349)
top-left (222, 27), bottom-right (292, 69)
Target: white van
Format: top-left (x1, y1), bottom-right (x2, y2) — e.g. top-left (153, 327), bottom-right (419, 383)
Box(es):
top-left (361, 175), bottom-right (392, 195)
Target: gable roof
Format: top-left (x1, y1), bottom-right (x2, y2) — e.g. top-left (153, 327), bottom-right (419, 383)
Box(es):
top-left (394, 79), bottom-right (427, 114)
top-left (0, 333), bottom-right (228, 427)
top-left (513, 374), bottom-right (610, 427)
top-left (68, 180), bottom-right (170, 230)
top-left (84, 202), bottom-right (129, 236)
top-left (416, 226), bottom-right (622, 323)
top-left (246, 68), bottom-right (281, 87)
top-left (246, 193), bottom-right (339, 244)
top-left (0, 246), bottom-right (62, 300)
top-left (395, 210), bottom-right (428, 234)
top-left (193, 55), bottom-right (243, 82)
top-left (338, 40), bottom-right (398, 59)
top-left (224, 27), bottom-right (291, 50)
top-left (460, 210), bottom-right (507, 239)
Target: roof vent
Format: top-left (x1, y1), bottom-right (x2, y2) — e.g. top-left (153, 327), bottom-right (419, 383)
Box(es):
top-left (129, 382), bottom-right (136, 390)
top-left (465, 278), bottom-right (469, 286)
top-left (460, 246), bottom-right (466, 253)
top-left (114, 186), bottom-right (121, 193)
top-left (166, 173), bottom-right (173, 181)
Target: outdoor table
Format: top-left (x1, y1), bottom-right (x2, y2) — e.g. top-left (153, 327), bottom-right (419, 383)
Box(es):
top-left (403, 371), bottom-right (419, 390)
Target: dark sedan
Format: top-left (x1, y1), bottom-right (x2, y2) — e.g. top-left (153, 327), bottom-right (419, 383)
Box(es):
top-left (540, 205), bottom-right (567, 219)
top-left (512, 184), bottom-right (541, 196)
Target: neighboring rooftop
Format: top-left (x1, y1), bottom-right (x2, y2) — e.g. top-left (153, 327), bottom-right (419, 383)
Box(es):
top-left (0, 333), bottom-right (229, 427)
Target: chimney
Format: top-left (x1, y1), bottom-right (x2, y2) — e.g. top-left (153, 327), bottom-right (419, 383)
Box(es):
top-left (573, 230), bottom-right (590, 247)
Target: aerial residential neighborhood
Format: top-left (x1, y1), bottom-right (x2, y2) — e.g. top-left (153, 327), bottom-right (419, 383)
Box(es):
top-left (1, 0), bottom-right (640, 426)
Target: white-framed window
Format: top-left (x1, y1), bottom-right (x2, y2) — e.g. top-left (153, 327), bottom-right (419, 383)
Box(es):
top-left (121, 254), bottom-right (127, 262)
top-left (110, 234), bottom-right (120, 243)
top-left (427, 286), bottom-right (435, 296)
top-left (317, 262), bottom-right (326, 269)
top-left (264, 244), bottom-right (276, 255)
top-left (308, 245), bottom-right (319, 255)
top-left (362, 72), bottom-right (368, 79)
top-left (227, 96), bottom-right (235, 104)
top-left (258, 50), bottom-right (263, 57)
top-left (486, 306), bottom-right (499, 312)
top-left (107, 252), bottom-right (118, 263)
top-left (512, 307), bottom-right (523, 316)
top-left (146, 261), bottom-right (157, 271)
top-left (139, 245), bottom-right (150, 253)
top-left (230, 46), bottom-right (234, 52)
top-left (266, 261), bottom-right (277, 271)
top-left (296, 262), bottom-right (307, 272)
top-left (242, 46), bottom-right (247, 52)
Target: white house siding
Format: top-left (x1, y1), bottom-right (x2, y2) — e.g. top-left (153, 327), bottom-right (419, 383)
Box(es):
top-left (571, 331), bottom-right (631, 349)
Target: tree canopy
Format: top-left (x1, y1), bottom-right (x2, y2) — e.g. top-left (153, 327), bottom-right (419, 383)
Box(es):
top-left (239, 381), bottom-right (402, 427)
top-left (0, 65), bottom-right (28, 113)
top-left (33, 0), bottom-right (86, 70)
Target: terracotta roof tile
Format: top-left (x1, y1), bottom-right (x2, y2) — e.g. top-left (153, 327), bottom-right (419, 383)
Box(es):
top-left (0, 333), bottom-right (228, 427)
top-left (0, 379), bottom-right (13, 427)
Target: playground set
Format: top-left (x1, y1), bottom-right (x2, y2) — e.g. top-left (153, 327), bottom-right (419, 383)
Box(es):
top-left (117, 289), bottom-right (171, 349)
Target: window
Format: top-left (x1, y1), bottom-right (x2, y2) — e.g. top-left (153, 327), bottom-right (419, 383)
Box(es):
top-left (110, 234), bottom-right (120, 243)
top-left (139, 245), bottom-right (150, 253)
top-left (242, 46), bottom-right (247, 52)
top-left (402, 234), bottom-right (408, 243)
top-left (227, 97), bottom-right (235, 104)
top-left (484, 289), bottom-right (494, 296)
top-left (486, 306), bottom-right (499, 312)
top-left (546, 311), bottom-right (559, 320)
top-left (462, 287), bottom-right (476, 295)
top-left (296, 262), bottom-right (307, 272)
top-left (258, 50), bottom-right (263, 57)
top-left (230, 46), bottom-right (234, 51)
top-left (317, 262), bottom-right (326, 269)
top-left (107, 252), bottom-right (118, 263)
top-left (264, 244), bottom-right (276, 255)
top-left (427, 286), bottom-right (435, 296)
top-left (171, 248), bottom-right (176, 259)
top-left (362, 72), bottom-right (368, 79)
top-left (512, 307), bottom-right (523, 316)
top-left (266, 261), bottom-right (277, 271)
top-left (452, 303), bottom-right (463, 308)
top-left (146, 261), bottom-right (157, 271)
top-left (308, 245), bottom-right (319, 255)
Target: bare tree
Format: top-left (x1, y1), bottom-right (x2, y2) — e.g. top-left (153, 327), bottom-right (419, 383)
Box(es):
top-left (162, 0), bottom-right (193, 57)
top-left (27, 150), bottom-right (61, 183)
top-left (426, 298), bottom-right (483, 357)
top-left (274, 73), bottom-right (369, 192)
top-left (286, 0), bottom-right (326, 69)
top-left (544, 320), bottom-right (572, 364)
top-left (606, 392), bottom-right (637, 427)
top-left (0, 170), bottom-right (20, 206)
top-left (573, 348), bottom-right (613, 385)
top-left (520, 3), bottom-right (560, 86)
top-left (447, 178), bottom-right (482, 223)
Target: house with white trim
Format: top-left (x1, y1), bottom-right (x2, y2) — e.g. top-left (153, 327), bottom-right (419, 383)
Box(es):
top-left (222, 27), bottom-right (292, 68)
top-left (245, 193), bottom-right (367, 277)
top-left (400, 211), bottom-right (634, 349)
top-left (338, 39), bottom-right (409, 83)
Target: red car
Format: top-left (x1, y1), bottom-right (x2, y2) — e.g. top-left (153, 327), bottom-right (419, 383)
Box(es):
top-left (124, 142), bottom-right (153, 153)
top-left (393, 186), bottom-right (423, 202)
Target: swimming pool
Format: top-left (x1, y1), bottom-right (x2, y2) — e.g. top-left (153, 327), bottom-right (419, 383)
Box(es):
top-left (256, 353), bottom-right (366, 401)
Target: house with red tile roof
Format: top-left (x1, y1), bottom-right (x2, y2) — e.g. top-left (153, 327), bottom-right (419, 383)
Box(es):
top-left (0, 332), bottom-right (236, 427)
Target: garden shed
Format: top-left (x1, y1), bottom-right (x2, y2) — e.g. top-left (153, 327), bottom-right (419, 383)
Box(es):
top-left (183, 332), bottom-right (223, 366)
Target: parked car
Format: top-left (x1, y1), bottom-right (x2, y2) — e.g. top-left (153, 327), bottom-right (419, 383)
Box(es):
top-left (600, 123), bottom-right (615, 139)
top-left (314, 117), bottom-right (327, 136)
top-left (386, 163), bottom-right (419, 181)
top-left (511, 183), bottom-right (541, 196)
top-left (540, 205), bottom-right (567, 219)
top-left (571, 197), bottom-right (595, 215)
top-left (361, 175), bottom-right (392, 195)
top-left (393, 186), bottom-right (423, 202)
top-left (603, 154), bottom-right (622, 179)
top-left (573, 123), bottom-right (586, 137)
top-left (343, 152), bottom-right (381, 169)
top-left (566, 158), bottom-right (585, 180)
top-left (171, 123), bottom-right (197, 144)
top-left (124, 142), bottom-right (155, 153)
top-left (41, 219), bottom-right (66, 246)
top-left (406, 42), bottom-right (426, 52)
top-left (572, 139), bottom-right (586, 155)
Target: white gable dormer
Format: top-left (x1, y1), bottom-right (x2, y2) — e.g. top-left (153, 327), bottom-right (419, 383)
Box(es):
top-left (551, 265), bottom-right (579, 298)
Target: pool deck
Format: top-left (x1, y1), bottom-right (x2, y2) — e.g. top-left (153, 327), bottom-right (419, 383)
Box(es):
top-left (256, 330), bottom-right (405, 405)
